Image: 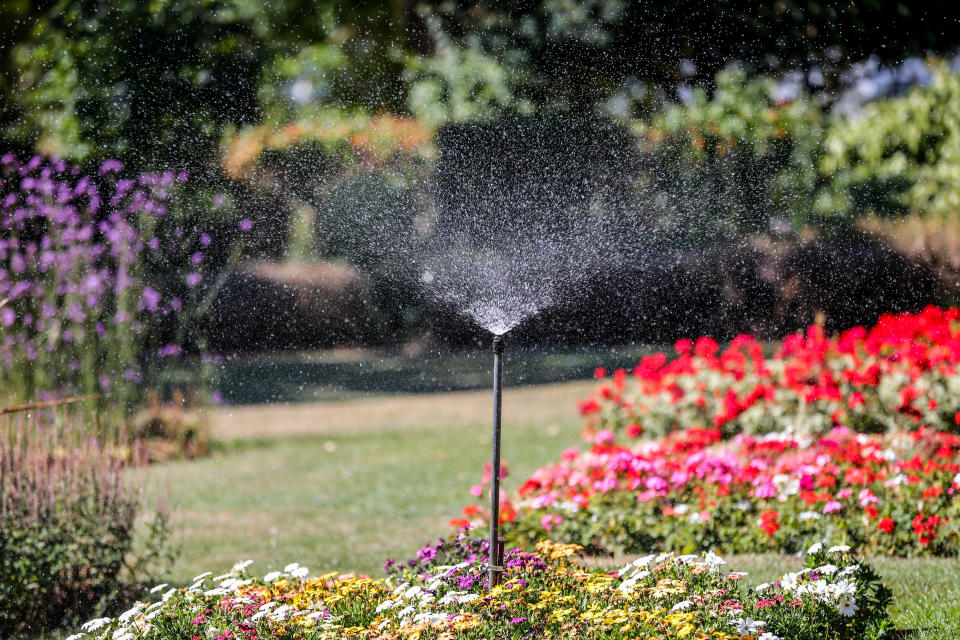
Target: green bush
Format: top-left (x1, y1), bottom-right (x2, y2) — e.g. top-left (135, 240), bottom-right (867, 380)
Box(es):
top-left (636, 67), bottom-right (826, 233)
top-left (0, 411), bottom-right (173, 637)
top-left (820, 63), bottom-right (960, 218)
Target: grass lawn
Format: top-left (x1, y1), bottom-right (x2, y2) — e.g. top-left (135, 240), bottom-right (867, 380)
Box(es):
top-left (142, 379), bottom-right (960, 638)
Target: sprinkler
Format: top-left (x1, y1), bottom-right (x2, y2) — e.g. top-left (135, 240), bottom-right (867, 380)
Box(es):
top-left (488, 334), bottom-right (505, 588)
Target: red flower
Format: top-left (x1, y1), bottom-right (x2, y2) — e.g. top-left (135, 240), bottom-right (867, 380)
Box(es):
top-left (922, 485), bottom-right (944, 500)
top-left (912, 513), bottom-right (943, 545)
top-left (593, 367), bottom-right (607, 379)
top-left (675, 338), bottom-right (693, 354)
top-left (865, 505), bottom-right (879, 519)
top-left (759, 510), bottom-right (780, 536)
top-left (578, 398), bottom-right (602, 415)
top-left (878, 517), bottom-right (895, 534)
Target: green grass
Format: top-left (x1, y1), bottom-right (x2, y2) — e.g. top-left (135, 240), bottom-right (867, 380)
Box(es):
top-left (142, 412), bottom-right (583, 583)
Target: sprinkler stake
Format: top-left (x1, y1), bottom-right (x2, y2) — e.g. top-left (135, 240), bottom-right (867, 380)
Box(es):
top-left (489, 334), bottom-right (505, 588)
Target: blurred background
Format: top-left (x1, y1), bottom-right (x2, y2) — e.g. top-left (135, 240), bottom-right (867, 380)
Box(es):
top-left (3, 1), bottom-right (960, 407)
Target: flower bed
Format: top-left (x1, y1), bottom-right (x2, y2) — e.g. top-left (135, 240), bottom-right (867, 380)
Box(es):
top-left (69, 538), bottom-right (891, 640)
top-left (457, 309), bottom-right (960, 557)
top-left (482, 426), bottom-right (959, 557)
top-left (579, 306), bottom-right (960, 439)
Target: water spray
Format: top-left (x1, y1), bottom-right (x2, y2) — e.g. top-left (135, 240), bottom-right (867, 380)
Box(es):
top-left (488, 333), bottom-right (505, 588)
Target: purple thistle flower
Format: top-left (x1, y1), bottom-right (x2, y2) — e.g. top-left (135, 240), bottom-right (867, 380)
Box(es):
top-left (186, 271), bottom-right (201, 287)
top-left (238, 218), bottom-right (253, 232)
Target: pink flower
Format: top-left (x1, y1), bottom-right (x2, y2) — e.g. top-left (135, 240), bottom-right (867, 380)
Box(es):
top-left (593, 429), bottom-right (616, 445)
top-left (822, 500), bottom-right (843, 514)
top-left (469, 484), bottom-right (483, 497)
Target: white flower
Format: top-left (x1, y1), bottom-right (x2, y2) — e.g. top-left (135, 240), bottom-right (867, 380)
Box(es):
top-left (81, 618), bottom-right (112, 632)
top-left (828, 545), bottom-right (851, 553)
top-left (953, 472), bottom-right (960, 486)
top-left (161, 588), bottom-right (177, 602)
top-left (192, 571), bottom-right (212, 582)
top-left (633, 554), bottom-right (657, 568)
top-left (263, 571), bottom-right (282, 582)
top-left (375, 599), bottom-right (396, 613)
top-left (759, 633), bottom-right (782, 640)
top-left (704, 551), bottom-right (727, 572)
top-left (65, 634), bottom-right (86, 640)
top-left (671, 600), bottom-right (694, 611)
top-left (814, 564), bottom-right (838, 575)
top-left (755, 583), bottom-right (770, 592)
top-left (149, 583), bottom-right (168, 594)
top-left (729, 617), bottom-right (765, 634)
top-left (807, 542), bottom-right (824, 555)
top-left (838, 564), bottom-right (860, 577)
top-left (284, 562), bottom-right (300, 573)
top-left (118, 606), bottom-right (142, 622)
top-left (840, 596), bottom-right (859, 617)
top-left (290, 566), bottom-right (310, 579)
top-left (232, 560), bottom-right (254, 573)
top-left (798, 511), bottom-right (821, 521)
top-left (674, 554), bottom-right (699, 564)
top-left (458, 593), bottom-right (480, 603)
top-left (397, 605), bottom-right (416, 618)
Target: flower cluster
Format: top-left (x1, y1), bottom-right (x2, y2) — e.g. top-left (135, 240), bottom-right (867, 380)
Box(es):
top-left (475, 425), bottom-right (959, 557)
top-left (0, 154), bottom-right (238, 408)
top-left (580, 306), bottom-right (960, 439)
top-left (67, 539), bottom-right (890, 640)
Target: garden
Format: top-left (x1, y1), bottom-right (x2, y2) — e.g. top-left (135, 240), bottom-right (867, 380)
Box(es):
top-left (4, 2), bottom-right (960, 639)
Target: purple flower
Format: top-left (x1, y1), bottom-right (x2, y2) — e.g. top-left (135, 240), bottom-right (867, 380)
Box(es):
top-left (190, 252), bottom-right (203, 265)
top-left (139, 286), bottom-right (161, 312)
top-left (99, 159), bottom-right (123, 174)
top-left (238, 218), bottom-right (253, 232)
top-left (509, 617), bottom-right (528, 624)
top-left (199, 233), bottom-right (212, 246)
top-left (0, 307), bottom-right (14, 326)
top-left (186, 272), bottom-right (201, 287)
top-left (157, 343), bottom-right (182, 358)
top-left (213, 194), bottom-right (225, 208)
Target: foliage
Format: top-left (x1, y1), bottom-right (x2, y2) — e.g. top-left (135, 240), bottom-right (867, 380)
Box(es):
top-left (637, 67), bottom-right (825, 232)
top-left (69, 538), bottom-right (890, 640)
top-left (128, 390), bottom-right (210, 462)
top-left (0, 410), bottom-right (173, 637)
top-left (820, 65), bottom-right (960, 219)
top-left (2, 1), bottom-right (406, 170)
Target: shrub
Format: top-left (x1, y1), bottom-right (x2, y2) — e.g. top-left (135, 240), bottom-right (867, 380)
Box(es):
top-left (819, 63), bottom-right (960, 219)
top-left (70, 538), bottom-right (891, 640)
top-left (0, 410), bottom-right (173, 637)
top-left (637, 66), bottom-right (825, 233)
